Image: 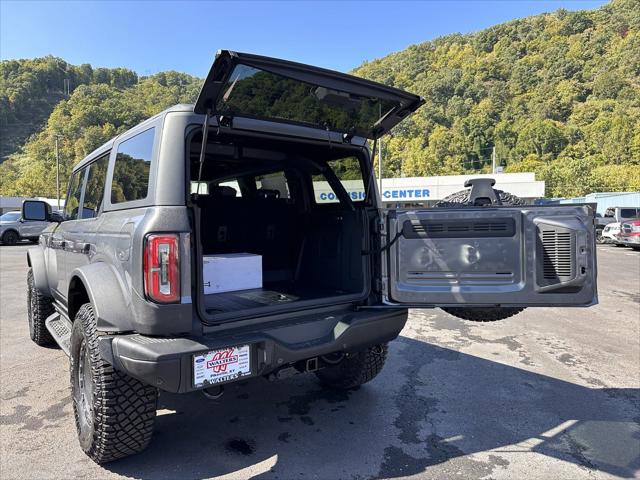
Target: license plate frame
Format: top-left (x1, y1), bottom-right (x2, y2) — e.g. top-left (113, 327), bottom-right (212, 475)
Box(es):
top-left (193, 344), bottom-right (253, 388)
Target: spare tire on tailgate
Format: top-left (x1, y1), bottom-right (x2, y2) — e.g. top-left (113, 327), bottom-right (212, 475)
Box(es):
top-left (434, 178), bottom-right (525, 322)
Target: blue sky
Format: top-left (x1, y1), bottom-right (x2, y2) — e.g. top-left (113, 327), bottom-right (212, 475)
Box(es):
top-left (1, 0), bottom-right (607, 76)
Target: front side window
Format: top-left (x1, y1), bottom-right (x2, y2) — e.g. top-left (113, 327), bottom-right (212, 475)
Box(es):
top-left (64, 169), bottom-right (85, 221)
top-left (111, 128), bottom-right (155, 204)
top-left (82, 154), bottom-right (110, 218)
top-left (312, 156), bottom-right (366, 204)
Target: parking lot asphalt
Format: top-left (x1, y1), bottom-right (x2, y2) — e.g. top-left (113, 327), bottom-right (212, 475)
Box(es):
top-left (1, 243), bottom-right (639, 480)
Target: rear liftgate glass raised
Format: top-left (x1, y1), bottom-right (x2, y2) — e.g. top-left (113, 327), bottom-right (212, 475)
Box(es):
top-left (383, 205), bottom-right (597, 307)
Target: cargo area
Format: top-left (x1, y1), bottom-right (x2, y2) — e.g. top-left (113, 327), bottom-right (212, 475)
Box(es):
top-left (188, 131), bottom-right (372, 320)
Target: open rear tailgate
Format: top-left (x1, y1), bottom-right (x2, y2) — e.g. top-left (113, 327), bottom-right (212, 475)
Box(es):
top-left (383, 205), bottom-right (598, 307)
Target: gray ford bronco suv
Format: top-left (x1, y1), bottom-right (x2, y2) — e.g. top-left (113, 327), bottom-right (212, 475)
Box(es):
top-left (23, 51), bottom-right (598, 464)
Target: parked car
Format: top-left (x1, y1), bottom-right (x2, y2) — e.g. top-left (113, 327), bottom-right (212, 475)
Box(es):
top-left (0, 209), bottom-right (54, 245)
top-left (619, 219), bottom-right (640, 250)
top-left (595, 207), bottom-right (640, 244)
top-left (22, 50), bottom-right (599, 464)
top-left (601, 222), bottom-right (622, 244)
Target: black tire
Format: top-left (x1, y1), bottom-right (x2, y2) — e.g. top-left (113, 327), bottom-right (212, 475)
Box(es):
top-left (614, 243), bottom-right (626, 248)
top-left (316, 344), bottom-right (388, 390)
top-left (435, 186), bottom-right (525, 322)
top-left (595, 229), bottom-right (605, 245)
top-left (70, 303), bottom-right (157, 464)
top-left (2, 229), bottom-right (19, 245)
top-left (441, 306), bottom-right (524, 322)
top-left (27, 268), bottom-right (55, 346)
top-left (435, 189), bottom-right (524, 208)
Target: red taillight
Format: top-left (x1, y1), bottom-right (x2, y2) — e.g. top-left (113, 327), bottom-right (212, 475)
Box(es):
top-left (144, 234), bottom-right (180, 303)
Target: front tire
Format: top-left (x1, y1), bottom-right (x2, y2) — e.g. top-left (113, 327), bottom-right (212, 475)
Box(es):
top-left (316, 344), bottom-right (388, 390)
top-left (2, 230), bottom-right (19, 245)
top-left (70, 303), bottom-right (158, 464)
top-left (27, 268), bottom-right (55, 346)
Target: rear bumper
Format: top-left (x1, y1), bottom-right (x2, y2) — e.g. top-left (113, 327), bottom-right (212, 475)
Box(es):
top-left (99, 308), bottom-right (408, 393)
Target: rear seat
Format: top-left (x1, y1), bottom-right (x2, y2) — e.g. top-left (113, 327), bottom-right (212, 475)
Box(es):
top-left (198, 186), bottom-right (304, 284)
top-left (197, 186), bottom-right (252, 253)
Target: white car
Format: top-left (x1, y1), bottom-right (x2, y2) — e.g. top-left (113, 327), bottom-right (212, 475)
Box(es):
top-left (602, 222), bottom-right (622, 245)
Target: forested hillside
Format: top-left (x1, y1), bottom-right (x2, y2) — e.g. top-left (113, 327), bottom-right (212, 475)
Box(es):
top-left (354, 0), bottom-right (640, 196)
top-left (1, 0), bottom-right (638, 198)
top-left (0, 57), bottom-right (140, 160)
top-left (0, 61), bottom-right (201, 197)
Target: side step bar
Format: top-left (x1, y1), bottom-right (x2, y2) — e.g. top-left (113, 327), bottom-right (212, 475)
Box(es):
top-left (45, 312), bottom-right (72, 356)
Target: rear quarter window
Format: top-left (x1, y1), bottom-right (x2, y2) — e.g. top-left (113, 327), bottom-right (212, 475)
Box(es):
top-left (111, 128), bottom-right (155, 204)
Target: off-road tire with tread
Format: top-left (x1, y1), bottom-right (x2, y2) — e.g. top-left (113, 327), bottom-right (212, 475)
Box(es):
top-left (441, 306), bottom-right (524, 322)
top-left (435, 189), bottom-right (524, 208)
top-left (2, 229), bottom-right (19, 245)
top-left (435, 186), bottom-right (525, 322)
top-left (316, 344), bottom-right (388, 389)
top-left (27, 268), bottom-right (55, 346)
top-left (70, 303), bottom-right (158, 464)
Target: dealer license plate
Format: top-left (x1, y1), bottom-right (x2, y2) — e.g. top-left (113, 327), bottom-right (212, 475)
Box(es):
top-left (193, 345), bottom-right (252, 387)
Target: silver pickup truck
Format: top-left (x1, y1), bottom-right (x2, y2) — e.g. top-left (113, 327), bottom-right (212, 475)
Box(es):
top-left (22, 50), bottom-right (598, 464)
top-left (0, 210), bottom-right (60, 245)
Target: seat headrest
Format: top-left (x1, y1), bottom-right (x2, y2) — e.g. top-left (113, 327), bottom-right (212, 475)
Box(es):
top-left (256, 188), bottom-right (280, 199)
top-left (210, 185), bottom-right (238, 197)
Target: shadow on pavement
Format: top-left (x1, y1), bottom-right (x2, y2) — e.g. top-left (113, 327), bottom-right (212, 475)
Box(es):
top-left (104, 336), bottom-right (640, 479)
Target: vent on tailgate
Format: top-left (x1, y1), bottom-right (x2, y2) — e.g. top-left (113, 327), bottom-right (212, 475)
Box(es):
top-left (403, 218), bottom-right (515, 238)
top-left (541, 230), bottom-right (573, 280)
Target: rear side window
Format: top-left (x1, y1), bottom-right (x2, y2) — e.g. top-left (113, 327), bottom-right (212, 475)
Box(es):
top-left (64, 169), bottom-right (85, 221)
top-left (312, 156), bottom-right (366, 203)
top-left (111, 128), bottom-right (155, 204)
top-left (82, 154), bottom-right (109, 218)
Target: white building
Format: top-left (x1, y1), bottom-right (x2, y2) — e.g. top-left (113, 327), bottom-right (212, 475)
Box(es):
top-left (314, 172), bottom-right (545, 207)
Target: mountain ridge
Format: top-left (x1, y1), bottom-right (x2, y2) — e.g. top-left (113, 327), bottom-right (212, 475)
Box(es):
top-left (1, 0), bottom-right (638, 197)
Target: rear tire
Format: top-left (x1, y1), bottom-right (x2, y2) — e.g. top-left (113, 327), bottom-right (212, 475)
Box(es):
top-left (435, 186), bottom-right (525, 322)
top-left (316, 344), bottom-right (388, 390)
top-left (2, 230), bottom-right (19, 245)
top-left (27, 268), bottom-right (55, 346)
top-left (70, 303), bottom-right (157, 464)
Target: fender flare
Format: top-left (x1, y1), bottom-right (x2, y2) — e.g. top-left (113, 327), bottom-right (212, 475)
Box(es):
top-left (26, 247), bottom-right (51, 296)
top-left (68, 263), bottom-right (134, 333)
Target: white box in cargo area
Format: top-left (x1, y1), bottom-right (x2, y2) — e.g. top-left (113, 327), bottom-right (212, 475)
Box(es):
top-left (202, 253), bottom-right (262, 294)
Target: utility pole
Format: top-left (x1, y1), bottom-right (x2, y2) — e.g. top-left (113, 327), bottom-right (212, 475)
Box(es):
top-left (378, 137), bottom-right (383, 195)
top-left (54, 135), bottom-right (61, 209)
top-left (491, 146), bottom-right (496, 174)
